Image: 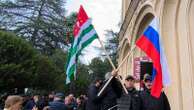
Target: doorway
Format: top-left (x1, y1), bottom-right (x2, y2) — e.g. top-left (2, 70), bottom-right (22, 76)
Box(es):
top-left (140, 62), bottom-right (153, 80)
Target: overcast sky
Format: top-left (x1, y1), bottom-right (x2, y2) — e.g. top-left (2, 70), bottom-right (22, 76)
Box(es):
top-left (65, 0), bottom-right (121, 64)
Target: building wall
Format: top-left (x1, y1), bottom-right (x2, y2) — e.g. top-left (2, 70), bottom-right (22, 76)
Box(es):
top-left (118, 0), bottom-right (194, 110)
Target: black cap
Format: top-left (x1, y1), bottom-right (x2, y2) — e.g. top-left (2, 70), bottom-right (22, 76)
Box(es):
top-left (143, 74), bottom-right (152, 82)
top-left (125, 75), bottom-right (135, 81)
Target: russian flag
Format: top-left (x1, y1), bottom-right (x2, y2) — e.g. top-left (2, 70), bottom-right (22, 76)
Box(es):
top-left (136, 18), bottom-right (171, 98)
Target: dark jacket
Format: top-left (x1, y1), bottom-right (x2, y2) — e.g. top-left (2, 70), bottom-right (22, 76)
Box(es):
top-left (24, 99), bottom-right (43, 110)
top-left (49, 100), bottom-right (67, 110)
top-left (66, 102), bottom-right (77, 110)
top-left (24, 100), bottom-right (35, 110)
top-left (140, 88), bottom-right (171, 110)
top-left (86, 84), bottom-right (102, 110)
top-left (100, 77), bottom-right (122, 110)
top-left (77, 102), bottom-right (86, 110)
top-left (117, 88), bottom-right (141, 110)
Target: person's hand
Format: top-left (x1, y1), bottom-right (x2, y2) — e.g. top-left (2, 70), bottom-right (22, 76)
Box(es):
top-left (32, 106), bottom-right (38, 110)
top-left (43, 106), bottom-right (50, 110)
top-left (111, 69), bottom-right (118, 77)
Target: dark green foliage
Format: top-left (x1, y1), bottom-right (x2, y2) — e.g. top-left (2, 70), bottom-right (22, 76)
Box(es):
top-left (88, 30), bottom-right (119, 81)
top-left (0, 0), bottom-right (76, 55)
top-left (0, 0), bottom-right (119, 96)
top-left (104, 30), bottom-right (119, 66)
top-left (0, 31), bottom-right (92, 95)
top-left (68, 63), bottom-right (90, 96)
top-left (0, 31), bottom-right (60, 93)
top-left (89, 57), bottom-right (112, 80)
top-left (49, 49), bottom-right (68, 72)
top-left (32, 55), bottom-right (59, 90)
top-left (0, 31), bottom-right (37, 92)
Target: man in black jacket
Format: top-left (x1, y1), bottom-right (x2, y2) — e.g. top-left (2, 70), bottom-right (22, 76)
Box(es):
top-left (140, 74), bottom-right (171, 110)
top-left (117, 75), bottom-right (141, 110)
top-left (85, 78), bottom-right (103, 110)
top-left (100, 72), bottom-right (122, 110)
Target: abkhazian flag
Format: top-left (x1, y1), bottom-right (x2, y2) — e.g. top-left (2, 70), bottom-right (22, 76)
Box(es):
top-left (136, 18), bottom-right (171, 98)
top-left (66, 5), bottom-right (98, 84)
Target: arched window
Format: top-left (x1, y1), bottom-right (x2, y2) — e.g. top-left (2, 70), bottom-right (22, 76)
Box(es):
top-left (135, 13), bottom-right (154, 41)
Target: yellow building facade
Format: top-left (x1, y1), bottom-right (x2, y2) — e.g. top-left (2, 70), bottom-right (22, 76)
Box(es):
top-left (118, 0), bottom-right (194, 110)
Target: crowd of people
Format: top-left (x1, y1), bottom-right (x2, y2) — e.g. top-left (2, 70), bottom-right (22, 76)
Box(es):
top-left (0, 72), bottom-right (171, 110)
top-left (0, 92), bottom-right (87, 110)
top-left (86, 72), bottom-right (171, 110)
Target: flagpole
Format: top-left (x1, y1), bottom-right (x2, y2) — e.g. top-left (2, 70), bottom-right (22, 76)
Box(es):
top-left (117, 46), bottom-right (136, 70)
top-left (97, 38), bottom-right (116, 69)
top-left (97, 45), bottom-right (136, 96)
top-left (97, 38), bottom-right (128, 95)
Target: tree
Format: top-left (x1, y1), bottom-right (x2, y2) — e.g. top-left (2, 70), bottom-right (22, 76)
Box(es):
top-left (68, 63), bottom-right (90, 96)
top-left (89, 57), bottom-right (112, 80)
top-left (0, 31), bottom-right (61, 93)
top-left (94, 30), bottom-right (119, 67)
top-left (32, 55), bottom-right (60, 91)
top-left (49, 49), bottom-right (68, 72)
top-left (48, 49), bottom-right (69, 92)
top-left (0, 0), bottom-right (76, 55)
top-left (0, 31), bottom-right (37, 93)
top-left (104, 30), bottom-right (119, 66)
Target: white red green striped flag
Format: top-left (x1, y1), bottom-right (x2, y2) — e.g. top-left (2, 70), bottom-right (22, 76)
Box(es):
top-left (65, 5), bottom-right (98, 84)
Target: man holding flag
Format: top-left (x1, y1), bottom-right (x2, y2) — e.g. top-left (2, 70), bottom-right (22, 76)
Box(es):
top-left (65, 5), bottom-right (127, 93)
top-left (136, 17), bottom-right (171, 110)
top-left (140, 74), bottom-right (170, 110)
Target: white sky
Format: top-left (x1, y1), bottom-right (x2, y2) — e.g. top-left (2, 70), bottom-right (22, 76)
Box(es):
top-left (66, 0), bottom-right (121, 64)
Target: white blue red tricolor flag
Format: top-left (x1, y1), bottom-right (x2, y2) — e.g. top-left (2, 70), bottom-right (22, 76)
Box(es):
top-left (136, 18), bottom-right (171, 98)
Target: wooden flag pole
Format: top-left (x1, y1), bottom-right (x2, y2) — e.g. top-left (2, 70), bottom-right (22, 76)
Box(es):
top-left (97, 41), bottom-right (136, 96)
top-left (97, 38), bottom-right (128, 95)
top-left (117, 46), bottom-right (136, 70)
top-left (97, 38), bottom-right (116, 69)
top-left (97, 76), bottom-right (114, 96)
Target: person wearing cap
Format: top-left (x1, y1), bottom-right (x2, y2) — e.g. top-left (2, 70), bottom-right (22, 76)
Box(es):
top-left (117, 75), bottom-right (141, 110)
top-left (49, 93), bottom-right (67, 110)
top-left (140, 74), bottom-right (171, 110)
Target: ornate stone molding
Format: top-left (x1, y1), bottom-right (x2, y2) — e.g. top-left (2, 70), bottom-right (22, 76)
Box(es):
top-left (118, 0), bottom-right (141, 42)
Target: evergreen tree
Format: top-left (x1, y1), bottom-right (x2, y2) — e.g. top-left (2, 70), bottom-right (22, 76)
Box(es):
top-left (0, 0), bottom-right (76, 55)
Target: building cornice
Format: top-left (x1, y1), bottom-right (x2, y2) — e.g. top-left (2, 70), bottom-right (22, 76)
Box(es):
top-left (118, 0), bottom-right (141, 42)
